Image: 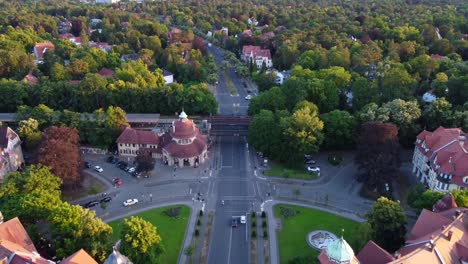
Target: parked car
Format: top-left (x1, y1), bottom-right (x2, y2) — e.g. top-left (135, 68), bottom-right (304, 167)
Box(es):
top-left (113, 177), bottom-right (123, 186)
top-left (94, 166), bottom-right (103, 173)
top-left (84, 162), bottom-right (91, 169)
top-left (83, 200), bottom-right (99, 208)
top-left (304, 159), bottom-right (316, 165)
top-left (107, 156), bottom-right (114, 163)
top-left (243, 82), bottom-right (247, 88)
top-left (112, 158), bottom-right (119, 164)
top-left (245, 95), bottom-right (252, 100)
top-left (100, 197), bottom-right (112, 203)
top-left (304, 154), bottom-right (313, 159)
top-left (128, 167), bottom-right (136, 173)
top-left (123, 199), bottom-right (138, 206)
top-left (240, 215), bottom-right (246, 224)
top-left (307, 166), bottom-right (320, 172)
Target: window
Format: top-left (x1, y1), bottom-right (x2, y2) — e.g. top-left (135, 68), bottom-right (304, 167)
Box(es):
top-left (464, 177), bottom-right (468, 184)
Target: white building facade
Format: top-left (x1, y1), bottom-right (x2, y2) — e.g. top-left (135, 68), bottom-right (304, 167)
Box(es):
top-left (0, 127), bottom-right (24, 182)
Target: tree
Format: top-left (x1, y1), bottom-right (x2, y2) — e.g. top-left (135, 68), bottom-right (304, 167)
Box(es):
top-left (135, 153), bottom-right (156, 174)
top-left (380, 99), bottom-right (421, 146)
top-left (320, 110), bottom-right (356, 149)
top-left (381, 67), bottom-right (415, 102)
top-left (37, 126), bottom-right (81, 189)
top-left (352, 77), bottom-right (378, 111)
top-left (184, 245), bottom-right (194, 262)
top-left (18, 118), bottom-right (42, 150)
top-left (252, 72), bottom-right (277, 92)
top-left (120, 216), bottom-right (163, 264)
top-left (293, 189), bottom-right (300, 199)
top-left (349, 222), bottom-right (372, 253)
top-left (366, 197), bottom-right (407, 253)
top-left (447, 75), bottom-right (468, 106)
top-left (355, 122), bottom-right (401, 191)
top-left (49, 202), bottom-right (112, 262)
top-left (411, 189), bottom-right (444, 211)
top-left (282, 104), bottom-right (324, 162)
top-left (422, 97), bottom-right (453, 130)
top-left (247, 86), bottom-right (286, 116)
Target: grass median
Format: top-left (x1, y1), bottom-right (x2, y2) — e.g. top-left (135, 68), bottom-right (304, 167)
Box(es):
top-left (274, 204), bottom-right (360, 263)
top-left (265, 161), bottom-right (318, 180)
top-left (108, 205), bottom-right (190, 264)
top-left (222, 71), bottom-right (238, 95)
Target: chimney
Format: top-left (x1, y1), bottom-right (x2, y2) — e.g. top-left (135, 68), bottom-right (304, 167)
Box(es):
top-left (447, 230), bottom-right (453, 241)
top-left (429, 240), bottom-right (435, 251)
top-left (441, 225), bottom-right (446, 231)
top-left (393, 252), bottom-right (401, 259)
top-left (455, 209), bottom-right (461, 217)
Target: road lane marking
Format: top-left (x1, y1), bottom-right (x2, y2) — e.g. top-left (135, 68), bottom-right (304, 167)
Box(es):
top-left (227, 227), bottom-right (233, 264)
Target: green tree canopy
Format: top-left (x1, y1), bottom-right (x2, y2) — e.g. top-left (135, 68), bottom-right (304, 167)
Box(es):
top-left (321, 110), bottom-right (356, 149)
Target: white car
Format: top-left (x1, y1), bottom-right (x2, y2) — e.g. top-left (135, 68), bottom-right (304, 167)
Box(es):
top-left (307, 166), bottom-right (320, 172)
top-left (123, 199), bottom-right (139, 206)
top-left (245, 95), bottom-right (252, 100)
top-left (240, 215), bottom-right (246, 224)
top-left (94, 166), bottom-right (103, 173)
top-left (128, 167), bottom-right (136, 173)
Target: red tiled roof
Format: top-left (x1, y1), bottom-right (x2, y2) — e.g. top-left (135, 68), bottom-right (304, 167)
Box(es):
top-left (163, 134), bottom-right (206, 159)
top-left (0, 217), bottom-right (37, 253)
top-left (409, 209), bottom-right (452, 240)
top-left (116, 127), bottom-right (159, 145)
top-left (433, 193), bottom-right (459, 213)
top-left (170, 118), bottom-right (198, 139)
top-left (34, 42), bottom-right (55, 61)
top-left (431, 54), bottom-right (446, 60)
top-left (0, 240), bottom-right (50, 264)
top-left (98, 68), bottom-right (114, 78)
top-left (242, 45), bottom-right (271, 60)
top-left (356, 240), bottom-right (394, 264)
top-left (61, 249), bottom-right (98, 264)
top-left (23, 73), bottom-right (39, 84)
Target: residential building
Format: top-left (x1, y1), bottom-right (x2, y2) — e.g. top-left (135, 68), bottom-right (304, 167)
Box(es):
top-left (89, 42), bottom-right (112, 52)
top-left (0, 214), bottom-right (97, 264)
top-left (96, 0), bottom-right (120, 3)
top-left (33, 42), bottom-right (55, 64)
top-left (412, 127), bottom-right (468, 192)
top-left (23, 72), bottom-right (39, 85)
top-left (120, 53), bottom-right (139, 62)
top-left (321, 194), bottom-right (468, 264)
top-left (163, 69), bottom-right (174, 84)
top-left (98, 68), bottom-right (115, 79)
top-left (59, 33), bottom-right (82, 45)
top-left (0, 127), bottom-right (24, 182)
top-left (116, 128), bottom-right (160, 158)
top-left (241, 45), bottom-right (273, 69)
top-left (116, 111), bottom-right (208, 168)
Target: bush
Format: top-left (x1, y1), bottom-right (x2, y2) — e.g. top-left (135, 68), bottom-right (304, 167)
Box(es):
top-left (261, 211), bottom-right (266, 218)
top-left (262, 220), bottom-right (267, 228)
top-left (251, 230), bottom-right (257, 238)
top-left (199, 210), bottom-right (203, 216)
top-left (263, 230), bottom-right (268, 238)
top-left (251, 211), bottom-right (256, 218)
top-left (197, 219), bottom-right (201, 226)
top-left (252, 220), bottom-right (256, 227)
top-left (328, 153), bottom-right (343, 166)
top-left (164, 207), bottom-right (182, 218)
top-left (194, 229), bottom-right (200, 236)
top-left (279, 206), bottom-right (300, 219)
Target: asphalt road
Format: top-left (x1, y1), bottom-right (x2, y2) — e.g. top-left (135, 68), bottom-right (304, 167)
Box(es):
top-left (208, 135), bottom-right (251, 264)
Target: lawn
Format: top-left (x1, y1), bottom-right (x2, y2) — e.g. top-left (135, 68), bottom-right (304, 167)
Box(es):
top-left (274, 204), bottom-right (360, 264)
top-left (108, 205), bottom-right (190, 264)
top-left (265, 161), bottom-right (317, 180)
top-left (221, 71), bottom-right (238, 95)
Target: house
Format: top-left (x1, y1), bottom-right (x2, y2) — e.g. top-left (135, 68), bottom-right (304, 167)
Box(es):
top-left (0, 216), bottom-right (53, 264)
top-left (431, 54), bottom-right (447, 60)
top-left (0, 127), bottom-right (24, 182)
top-left (0, 214), bottom-right (98, 264)
top-left (117, 111), bottom-right (208, 168)
top-left (412, 127), bottom-right (468, 192)
top-left (96, 0), bottom-right (120, 3)
top-left (59, 33), bottom-right (82, 45)
top-left (320, 194), bottom-right (468, 264)
top-left (98, 68), bottom-right (115, 79)
top-left (267, 70), bottom-right (290, 85)
top-left (33, 42), bottom-right (55, 64)
top-left (241, 45), bottom-right (273, 69)
top-left (89, 42), bottom-right (112, 52)
top-left (23, 72), bottom-right (39, 85)
top-left (120, 53), bottom-right (139, 62)
top-left (422, 89), bottom-right (437, 103)
top-left (163, 69), bottom-right (174, 84)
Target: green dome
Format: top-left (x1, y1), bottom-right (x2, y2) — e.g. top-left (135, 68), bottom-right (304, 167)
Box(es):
top-left (326, 237), bottom-right (355, 263)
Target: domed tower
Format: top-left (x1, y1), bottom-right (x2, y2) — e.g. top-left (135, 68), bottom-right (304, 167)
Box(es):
top-left (319, 236), bottom-right (360, 264)
top-left (162, 111), bottom-right (208, 167)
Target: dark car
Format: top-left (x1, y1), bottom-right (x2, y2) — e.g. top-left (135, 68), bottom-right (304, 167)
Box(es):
top-left (84, 200), bottom-right (99, 208)
top-left (231, 218), bottom-right (238, 228)
top-left (107, 156), bottom-right (115, 163)
top-left (304, 159), bottom-right (316, 165)
top-left (119, 163), bottom-right (128, 170)
top-left (84, 161), bottom-right (91, 169)
top-left (100, 197), bottom-right (112, 203)
top-left (112, 158), bottom-right (119, 164)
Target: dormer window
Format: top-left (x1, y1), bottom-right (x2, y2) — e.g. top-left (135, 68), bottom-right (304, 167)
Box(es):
top-left (464, 177), bottom-right (468, 184)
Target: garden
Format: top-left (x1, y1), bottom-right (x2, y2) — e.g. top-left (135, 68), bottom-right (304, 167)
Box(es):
top-left (274, 204), bottom-right (360, 263)
top-left (108, 205), bottom-right (190, 264)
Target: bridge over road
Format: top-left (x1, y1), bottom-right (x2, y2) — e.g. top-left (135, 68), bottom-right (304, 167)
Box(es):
top-left (208, 116), bottom-right (251, 136)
